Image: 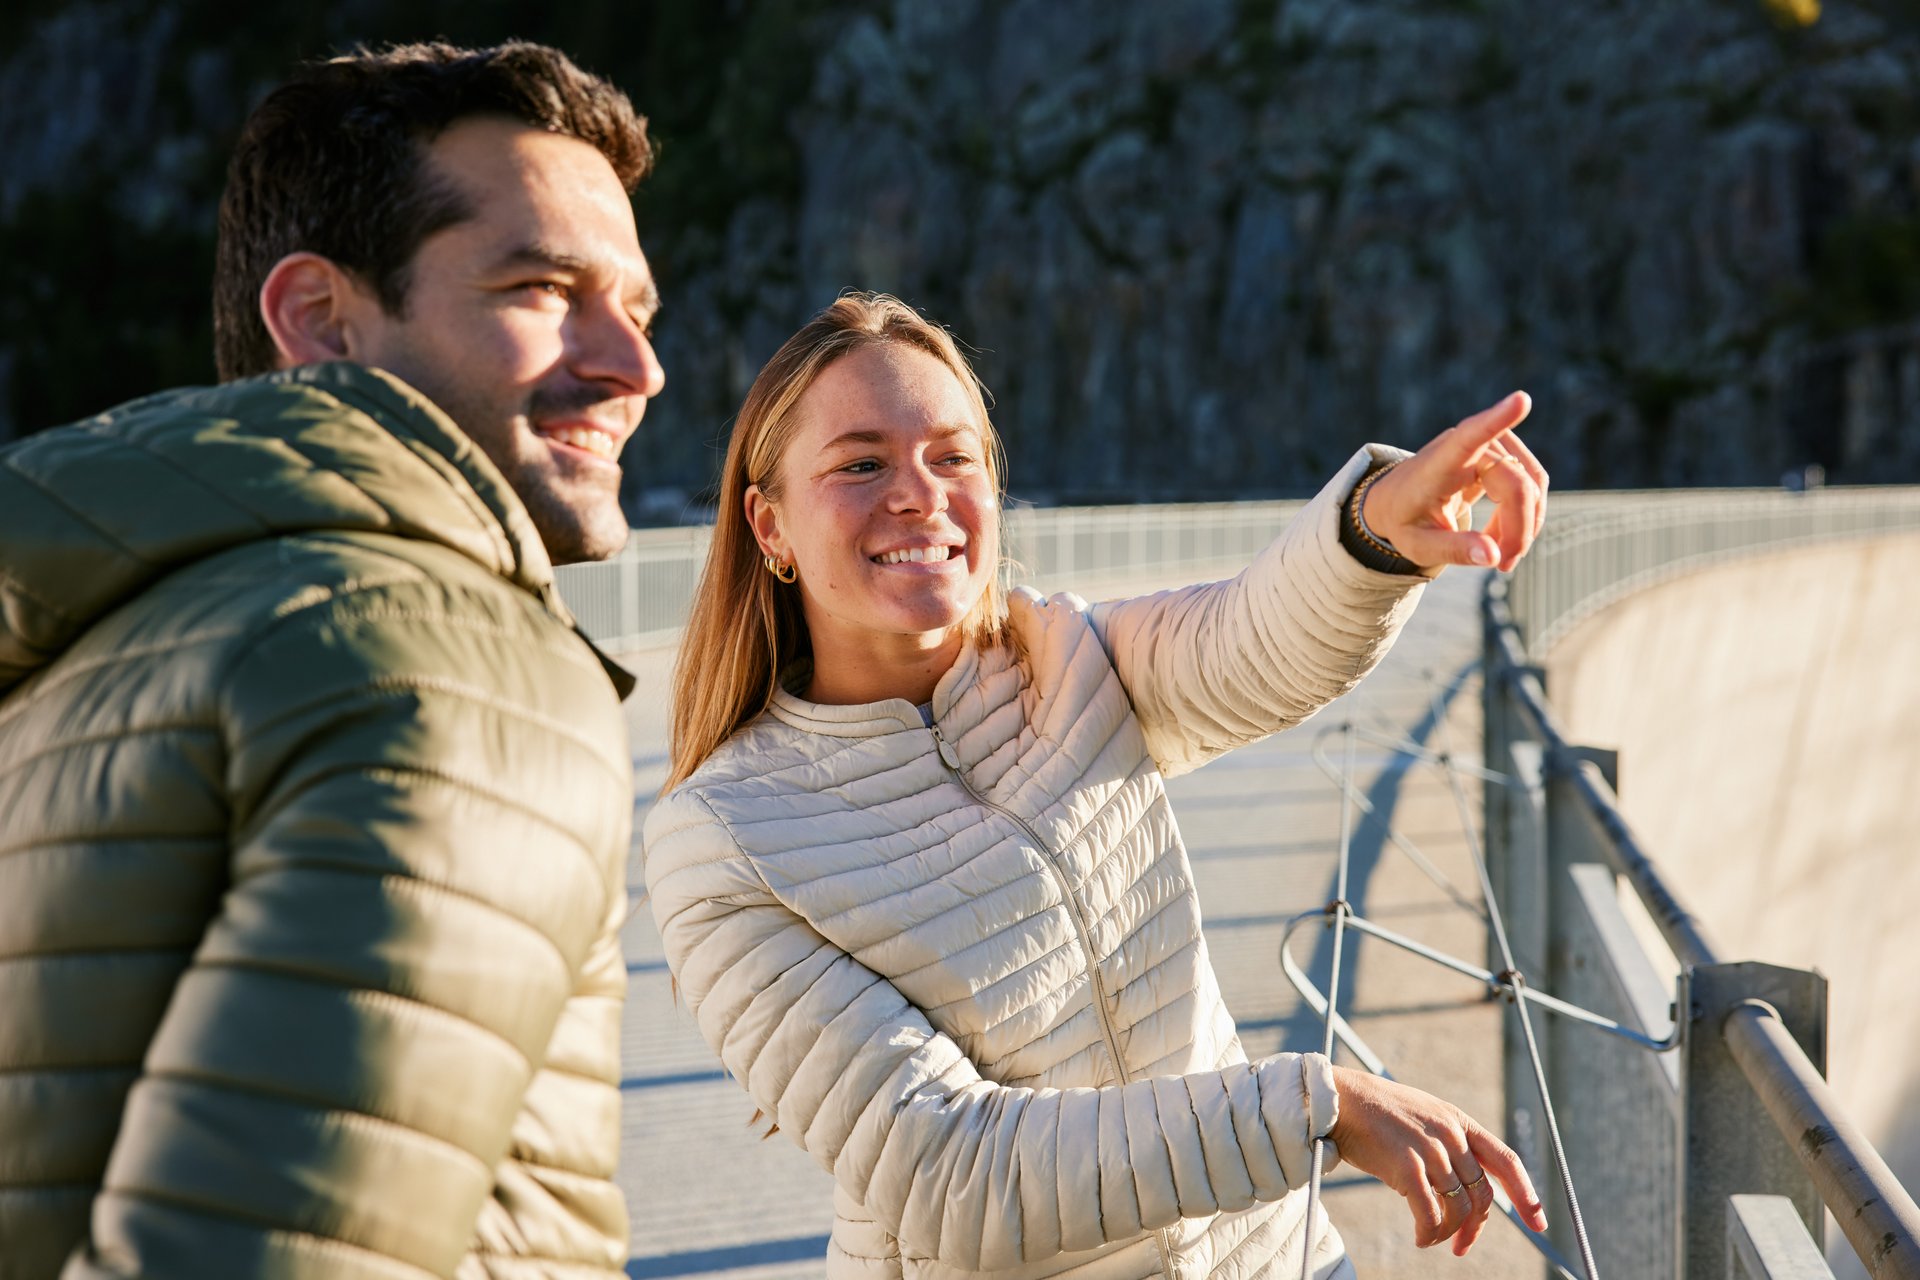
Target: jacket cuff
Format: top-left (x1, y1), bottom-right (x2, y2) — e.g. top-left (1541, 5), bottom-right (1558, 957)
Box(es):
top-left (1339, 462), bottom-right (1426, 577)
top-left (1301, 1051), bottom-right (1343, 1172)
top-left (1334, 445), bottom-right (1435, 576)
top-left (1294, 445), bottom-right (1427, 594)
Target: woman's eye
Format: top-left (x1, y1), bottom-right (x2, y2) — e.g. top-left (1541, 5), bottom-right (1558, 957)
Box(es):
top-left (939, 453), bottom-right (976, 468)
top-left (840, 459), bottom-right (880, 474)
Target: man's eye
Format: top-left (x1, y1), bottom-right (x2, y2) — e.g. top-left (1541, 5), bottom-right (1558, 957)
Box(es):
top-left (521, 281), bottom-right (570, 301)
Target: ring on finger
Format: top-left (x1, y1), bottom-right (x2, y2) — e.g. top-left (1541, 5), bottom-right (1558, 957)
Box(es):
top-left (1440, 1182), bottom-right (1467, 1199)
top-left (1464, 1172), bottom-right (1487, 1190)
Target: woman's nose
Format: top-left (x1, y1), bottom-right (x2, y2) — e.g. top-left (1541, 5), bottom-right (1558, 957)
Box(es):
top-left (887, 459), bottom-right (947, 514)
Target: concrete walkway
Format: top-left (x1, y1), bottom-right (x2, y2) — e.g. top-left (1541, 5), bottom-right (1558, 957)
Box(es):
top-left (618, 567), bottom-right (1544, 1279)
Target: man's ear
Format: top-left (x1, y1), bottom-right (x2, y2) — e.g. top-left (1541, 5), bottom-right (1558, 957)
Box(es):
top-left (258, 252), bottom-right (374, 369)
top-left (745, 484), bottom-right (790, 563)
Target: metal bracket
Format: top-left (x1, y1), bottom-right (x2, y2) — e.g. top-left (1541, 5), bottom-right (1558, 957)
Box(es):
top-left (1550, 743), bottom-right (1620, 794)
top-left (1501, 662), bottom-right (1550, 696)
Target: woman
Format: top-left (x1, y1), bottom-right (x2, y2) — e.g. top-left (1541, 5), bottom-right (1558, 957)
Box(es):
top-left (646, 293), bottom-right (1551, 1279)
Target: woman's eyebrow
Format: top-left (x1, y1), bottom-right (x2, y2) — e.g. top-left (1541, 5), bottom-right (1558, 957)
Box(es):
top-left (820, 424), bottom-right (976, 451)
top-left (820, 429), bottom-right (888, 451)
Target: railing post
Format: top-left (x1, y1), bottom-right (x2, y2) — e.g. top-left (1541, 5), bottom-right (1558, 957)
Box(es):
top-left (1683, 962), bottom-right (1829, 1280)
top-left (1502, 739), bottom-right (1550, 1194)
top-left (1544, 762), bottom-right (1687, 1276)
top-left (1481, 594), bottom-right (1511, 957)
top-left (1548, 861), bottom-right (1685, 1277)
top-left (1484, 584), bottom-right (1555, 1195)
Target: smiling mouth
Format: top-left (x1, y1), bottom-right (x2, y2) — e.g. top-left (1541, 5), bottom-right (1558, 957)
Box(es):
top-left (872, 545), bottom-right (961, 565)
top-left (537, 425), bottom-right (620, 461)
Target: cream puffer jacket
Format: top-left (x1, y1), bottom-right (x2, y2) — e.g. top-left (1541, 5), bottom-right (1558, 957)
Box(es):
top-left (644, 446), bottom-right (1424, 1280)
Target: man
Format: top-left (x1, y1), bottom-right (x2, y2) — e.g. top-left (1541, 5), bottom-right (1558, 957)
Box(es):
top-left (0, 43), bottom-right (662, 1279)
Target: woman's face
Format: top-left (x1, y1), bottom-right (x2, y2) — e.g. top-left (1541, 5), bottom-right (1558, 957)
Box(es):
top-left (749, 342), bottom-right (998, 665)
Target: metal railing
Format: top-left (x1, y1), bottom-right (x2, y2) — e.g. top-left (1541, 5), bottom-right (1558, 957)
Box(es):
top-left (1504, 486), bottom-right (1920, 662)
top-left (1000, 500), bottom-right (1303, 598)
top-left (554, 524), bottom-right (713, 652)
top-left (553, 500), bottom-right (1308, 651)
top-left (563, 487), bottom-right (1920, 1278)
top-left (558, 487), bottom-right (1920, 656)
top-left (1483, 486), bottom-right (1920, 1279)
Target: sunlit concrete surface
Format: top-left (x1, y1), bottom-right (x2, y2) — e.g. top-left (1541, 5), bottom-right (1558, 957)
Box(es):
top-left (618, 567), bottom-right (1545, 1279)
top-left (1545, 533), bottom-right (1920, 1280)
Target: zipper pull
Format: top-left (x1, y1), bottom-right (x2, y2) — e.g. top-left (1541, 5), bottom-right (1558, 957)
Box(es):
top-left (929, 723), bottom-right (961, 770)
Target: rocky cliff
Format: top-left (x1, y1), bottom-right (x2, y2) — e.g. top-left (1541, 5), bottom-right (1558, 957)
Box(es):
top-left (6, 0), bottom-right (1920, 505)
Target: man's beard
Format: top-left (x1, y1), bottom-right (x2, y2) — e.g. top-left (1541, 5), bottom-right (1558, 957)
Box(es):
top-left (406, 368), bottom-right (632, 566)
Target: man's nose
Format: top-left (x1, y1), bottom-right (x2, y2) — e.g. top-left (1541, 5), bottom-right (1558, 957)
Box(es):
top-left (571, 301), bottom-right (665, 399)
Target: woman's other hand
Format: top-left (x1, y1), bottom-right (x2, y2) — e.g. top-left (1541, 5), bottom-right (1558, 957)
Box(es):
top-left (1327, 1066), bottom-right (1549, 1256)
top-left (1362, 391), bottom-right (1548, 573)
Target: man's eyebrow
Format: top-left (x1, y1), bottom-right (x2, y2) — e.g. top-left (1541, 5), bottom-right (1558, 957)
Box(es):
top-left (490, 243), bottom-right (597, 275)
top-left (489, 243), bottom-right (661, 317)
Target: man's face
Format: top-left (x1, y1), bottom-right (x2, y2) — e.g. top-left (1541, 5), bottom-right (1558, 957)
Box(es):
top-left (349, 116), bottom-right (664, 564)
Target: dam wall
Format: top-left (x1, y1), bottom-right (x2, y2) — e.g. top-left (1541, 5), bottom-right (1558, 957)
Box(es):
top-left (1543, 534), bottom-right (1920, 1275)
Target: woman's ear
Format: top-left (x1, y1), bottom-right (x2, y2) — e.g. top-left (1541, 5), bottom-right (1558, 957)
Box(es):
top-left (745, 484), bottom-right (790, 563)
top-left (258, 252), bottom-right (369, 369)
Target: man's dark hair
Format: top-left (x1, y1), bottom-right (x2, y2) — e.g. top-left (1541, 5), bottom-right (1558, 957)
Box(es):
top-left (212, 41), bottom-right (652, 381)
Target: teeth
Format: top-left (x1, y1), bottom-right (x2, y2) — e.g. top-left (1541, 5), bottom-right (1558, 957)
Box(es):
top-left (545, 427), bottom-right (617, 459)
top-left (875, 546), bottom-right (955, 565)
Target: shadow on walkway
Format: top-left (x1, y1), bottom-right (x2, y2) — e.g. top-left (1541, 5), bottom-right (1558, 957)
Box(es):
top-left (1268, 659), bottom-right (1475, 1051)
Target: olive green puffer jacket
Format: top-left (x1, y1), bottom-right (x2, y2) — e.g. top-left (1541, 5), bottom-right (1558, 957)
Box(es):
top-left (0, 364), bottom-right (634, 1280)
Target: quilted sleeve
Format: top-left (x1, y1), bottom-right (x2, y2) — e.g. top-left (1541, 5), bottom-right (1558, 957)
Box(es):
top-left (1087, 445), bottom-right (1427, 778)
top-left (61, 577), bottom-right (632, 1280)
top-left (645, 789), bottom-right (1341, 1271)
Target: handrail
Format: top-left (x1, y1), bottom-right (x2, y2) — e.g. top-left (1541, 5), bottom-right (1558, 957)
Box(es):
top-left (1723, 1001), bottom-right (1920, 1278)
top-left (1484, 491), bottom-right (1920, 1277)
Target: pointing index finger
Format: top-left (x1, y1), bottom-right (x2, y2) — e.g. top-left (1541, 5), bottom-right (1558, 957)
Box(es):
top-left (1442, 391), bottom-right (1533, 466)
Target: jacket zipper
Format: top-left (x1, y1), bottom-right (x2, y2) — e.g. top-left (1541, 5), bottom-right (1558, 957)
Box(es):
top-left (928, 722), bottom-right (1179, 1280)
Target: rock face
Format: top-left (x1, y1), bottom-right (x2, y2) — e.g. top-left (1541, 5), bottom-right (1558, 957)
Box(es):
top-left (6, 1), bottom-right (1920, 501)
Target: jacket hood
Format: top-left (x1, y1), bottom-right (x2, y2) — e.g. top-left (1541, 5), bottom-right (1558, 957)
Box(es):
top-left (0, 362), bottom-right (566, 699)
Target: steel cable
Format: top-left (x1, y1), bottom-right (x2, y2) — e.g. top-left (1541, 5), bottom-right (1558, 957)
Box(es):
top-left (1276, 908), bottom-right (1585, 1280)
top-left (1300, 719), bottom-right (1357, 1280)
top-left (1431, 678), bottom-right (1600, 1279)
top-left (1291, 674), bottom-right (1610, 1278)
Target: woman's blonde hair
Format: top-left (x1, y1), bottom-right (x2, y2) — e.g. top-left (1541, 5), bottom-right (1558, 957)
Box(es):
top-left (666, 293), bottom-right (1008, 790)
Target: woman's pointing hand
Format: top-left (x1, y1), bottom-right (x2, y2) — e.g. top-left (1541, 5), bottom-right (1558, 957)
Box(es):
top-left (1362, 391), bottom-right (1549, 574)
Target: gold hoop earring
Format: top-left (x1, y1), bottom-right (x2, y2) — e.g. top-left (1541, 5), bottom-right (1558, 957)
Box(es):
top-left (764, 555), bottom-right (798, 584)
